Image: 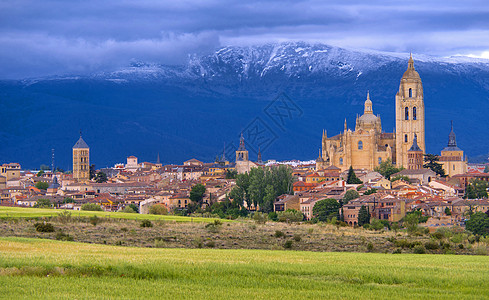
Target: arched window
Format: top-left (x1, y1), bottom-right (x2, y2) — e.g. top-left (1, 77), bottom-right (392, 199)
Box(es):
top-left (339, 158), bottom-right (343, 165)
top-left (358, 141), bottom-right (363, 150)
top-left (405, 107), bottom-right (409, 120)
top-left (409, 88), bottom-right (412, 97)
top-left (405, 134), bottom-right (408, 143)
top-left (413, 107), bottom-right (417, 120)
top-left (378, 157), bottom-right (382, 165)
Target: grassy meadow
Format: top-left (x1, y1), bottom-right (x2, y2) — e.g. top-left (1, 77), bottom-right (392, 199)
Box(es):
top-left (0, 237), bottom-right (488, 299)
top-left (0, 206), bottom-right (228, 223)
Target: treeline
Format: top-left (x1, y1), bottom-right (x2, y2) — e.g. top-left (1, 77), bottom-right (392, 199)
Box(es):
top-left (228, 165), bottom-right (294, 213)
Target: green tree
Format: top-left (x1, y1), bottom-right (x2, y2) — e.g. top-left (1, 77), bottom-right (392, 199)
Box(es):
top-left (81, 203), bottom-right (103, 211)
top-left (346, 166), bottom-right (362, 184)
top-left (128, 203), bottom-right (139, 213)
top-left (33, 198), bottom-right (51, 208)
top-left (423, 154), bottom-right (446, 177)
top-left (225, 169), bottom-right (237, 179)
top-left (358, 205), bottom-right (370, 226)
top-left (277, 209), bottom-right (304, 222)
top-left (465, 179), bottom-right (488, 199)
top-left (343, 189), bottom-right (359, 204)
top-left (35, 181), bottom-right (49, 190)
top-left (465, 212), bottom-right (489, 236)
top-left (312, 198), bottom-right (341, 222)
top-left (190, 184), bottom-right (206, 204)
top-left (390, 175), bottom-right (410, 182)
top-left (94, 171), bottom-right (108, 183)
top-left (36, 170), bottom-right (44, 177)
top-left (149, 204), bottom-right (168, 215)
top-left (484, 165), bottom-right (489, 173)
top-left (445, 207), bottom-right (452, 216)
top-left (63, 197), bottom-right (74, 203)
top-left (374, 158), bottom-right (403, 179)
top-left (123, 206), bottom-right (136, 213)
top-left (89, 165), bottom-right (96, 180)
top-left (364, 188), bottom-right (377, 195)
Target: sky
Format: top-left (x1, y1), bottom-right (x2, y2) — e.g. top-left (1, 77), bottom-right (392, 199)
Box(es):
top-left (1, 0), bottom-right (489, 79)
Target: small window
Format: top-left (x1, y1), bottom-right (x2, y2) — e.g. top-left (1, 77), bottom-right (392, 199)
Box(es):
top-left (413, 107), bottom-right (417, 120)
top-left (340, 158), bottom-right (343, 165)
top-left (409, 88), bottom-right (412, 97)
top-left (358, 141), bottom-right (363, 150)
top-left (405, 107), bottom-right (409, 120)
top-left (378, 157), bottom-right (382, 165)
top-left (405, 134), bottom-right (408, 143)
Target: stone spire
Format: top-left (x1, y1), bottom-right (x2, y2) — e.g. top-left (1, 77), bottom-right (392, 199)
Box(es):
top-left (257, 147), bottom-right (263, 163)
top-left (448, 120), bottom-right (457, 147)
top-left (238, 133), bottom-right (246, 151)
top-left (408, 52), bottom-right (414, 70)
top-left (344, 119), bottom-right (347, 132)
top-left (408, 134), bottom-right (422, 152)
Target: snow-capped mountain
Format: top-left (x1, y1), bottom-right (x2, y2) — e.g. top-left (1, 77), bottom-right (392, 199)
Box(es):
top-left (1, 42), bottom-right (489, 168)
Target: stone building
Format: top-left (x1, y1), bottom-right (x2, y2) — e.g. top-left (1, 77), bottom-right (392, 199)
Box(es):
top-left (73, 134), bottom-right (90, 182)
top-left (439, 122), bottom-right (467, 177)
top-left (407, 135), bottom-right (423, 170)
top-left (317, 55), bottom-right (425, 171)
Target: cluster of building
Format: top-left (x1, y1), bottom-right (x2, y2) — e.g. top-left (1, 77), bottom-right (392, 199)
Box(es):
top-left (0, 56), bottom-right (488, 229)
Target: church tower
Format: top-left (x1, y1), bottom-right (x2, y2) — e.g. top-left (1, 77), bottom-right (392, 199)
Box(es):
top-left (73, 133), bottom-right (90, 182)
top-left (407, 135), bottom-right (423, 170)
top-left (235, 133), bottom-right (249, 162)
top-left (396, 54), bottom-right (425, 168)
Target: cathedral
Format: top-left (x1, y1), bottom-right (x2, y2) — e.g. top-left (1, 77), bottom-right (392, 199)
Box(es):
top-left (316, 55), bottom-right (426, 172)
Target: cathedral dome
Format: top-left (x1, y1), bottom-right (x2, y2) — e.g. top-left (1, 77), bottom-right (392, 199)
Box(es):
top-left (358, 91), bottom-right (379, 124)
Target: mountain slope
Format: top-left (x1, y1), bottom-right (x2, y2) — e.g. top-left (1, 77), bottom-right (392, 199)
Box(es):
top-left (1, 42), bottom-right (488, 169)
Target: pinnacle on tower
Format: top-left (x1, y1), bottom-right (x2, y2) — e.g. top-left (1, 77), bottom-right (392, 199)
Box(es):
top-left (448, 121), bottom-right (457, 147)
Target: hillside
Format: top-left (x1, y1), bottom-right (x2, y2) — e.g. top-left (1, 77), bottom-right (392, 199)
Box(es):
top-left (1, 42), bottom-right (488, 169)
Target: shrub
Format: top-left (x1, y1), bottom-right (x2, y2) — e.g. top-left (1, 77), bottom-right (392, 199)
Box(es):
top-left (367, 243), bottom-right (374, 252)
top-left (370, 218), bottom-right (384, 231)
top-left (35, 182), bottom-right (49, 190)
top-left (89, 215), bottom-right (99, 226)
top-left (424, 241), bottom-right (440, 250)
top-left (33, 198), bottom-right (51, 208)
top-left (475, 246), bottom-right (488, 256)
top-left (81, 203), bottom-right (103, 211)
top-left (268, 211), bottom-right (278, 221)
top-left (149, 204), bottom-right (168, 215)
top-left (392, 248), bottom-right (402, 254)
top-left (431, 231), bottom-right (444, 240)
top-left (55, 232), bottom-right (74, 241)
top-left (277, 209), bottom-right (304, 222)
top-left (293, 234), bottom-right (301, 242)
top-left (141, 220), bottom-right (153, 228)
top-left (205, 241), bottom-right (216, 248)
top-left (413, 245), bottom-right (426, 254)
top-left (274, 230), bottom-right (285, 238)
top-left (205, 220), bottom-right (222, 232)
top-left (34, 222), bottom-right (55, 233)
top-left (283, 240), bottom-right (293, 249)
top-left (253, 212), bottom-right (268, 224)
top-left (459, 244), bottom-right (464, 249)
top-left (123, 206), bottom-right (136, 213)
top-left (57, 211), bottom-right (72, 223)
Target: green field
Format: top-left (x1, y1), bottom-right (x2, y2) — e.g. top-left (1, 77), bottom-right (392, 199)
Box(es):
top-left (0, 206), bottom-right (229, 223)
top-left (0, 237), bottom-right (488, 299)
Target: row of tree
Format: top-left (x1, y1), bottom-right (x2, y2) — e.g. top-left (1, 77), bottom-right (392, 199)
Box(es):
top-left (225, 165), bottom-right (294, 213)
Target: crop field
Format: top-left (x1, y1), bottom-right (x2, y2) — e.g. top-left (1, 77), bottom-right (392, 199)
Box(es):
top-left (0, 237), bottom-right (488, 299)
top-left (0, 206), bottom-right (228, 223)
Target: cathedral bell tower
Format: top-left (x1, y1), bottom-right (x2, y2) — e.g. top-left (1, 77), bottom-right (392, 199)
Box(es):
top-left (396, 54), bottom-right (425, 168)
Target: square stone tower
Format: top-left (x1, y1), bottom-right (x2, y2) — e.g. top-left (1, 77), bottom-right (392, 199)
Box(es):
top-left (73, 134), bottom-right (90, 182)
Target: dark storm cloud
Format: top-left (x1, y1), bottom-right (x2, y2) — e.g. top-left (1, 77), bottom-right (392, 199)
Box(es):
top-left (1, 0), bottom-right (489, 78)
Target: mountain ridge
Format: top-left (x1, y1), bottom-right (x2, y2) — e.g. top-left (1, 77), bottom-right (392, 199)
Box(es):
top-left (1, 42), bottom-right (488, 169)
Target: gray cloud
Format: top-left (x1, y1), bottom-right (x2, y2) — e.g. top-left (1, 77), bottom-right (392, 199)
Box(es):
top-left (1, 0), bottom-right (489, 78)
